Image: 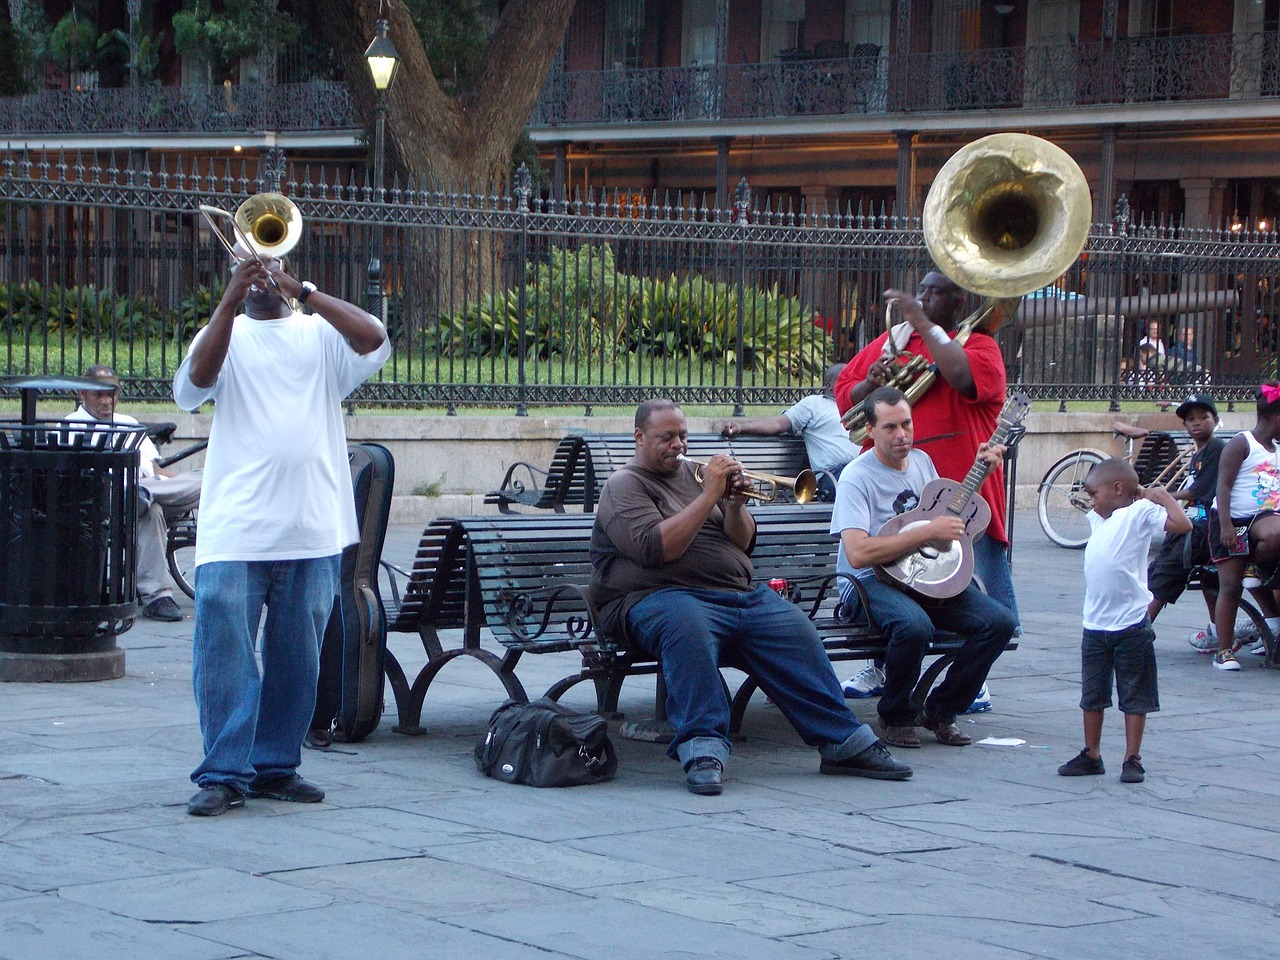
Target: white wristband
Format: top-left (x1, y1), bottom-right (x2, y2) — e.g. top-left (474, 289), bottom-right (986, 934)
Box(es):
top-left (927, 325), bottom-right (951, 347)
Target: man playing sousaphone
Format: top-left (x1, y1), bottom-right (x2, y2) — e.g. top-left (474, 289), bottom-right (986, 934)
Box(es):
top-left (833, 271), bottom-right (1017, 702)
top-left (831, 386), bottom-right (1016, 749)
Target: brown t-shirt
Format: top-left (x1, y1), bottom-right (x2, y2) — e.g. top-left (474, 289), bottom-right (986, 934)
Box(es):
top-left (589, 460), bottom-right (756, 642)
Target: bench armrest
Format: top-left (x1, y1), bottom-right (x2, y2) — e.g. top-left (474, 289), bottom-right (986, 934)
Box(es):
top-left (485, 459), bottom-right (552, 507)
top-left (380, 558), bottom-right (410, 608)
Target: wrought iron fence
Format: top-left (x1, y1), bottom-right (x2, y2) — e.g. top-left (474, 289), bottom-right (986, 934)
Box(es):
top-left (0, 151), bottom-right (1276, 412)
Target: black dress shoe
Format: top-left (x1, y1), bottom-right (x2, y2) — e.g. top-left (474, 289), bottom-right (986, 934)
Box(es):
top-left (819, 742), bottom-right (913, 780)
top-left (685, 757), bottom-right (723, 796)
top-left (247, 774), bottom-right (325, 803)
top-left (143, 596), bottom-right (183, 622)
top-left (187, 783), bottom-right (245, 817)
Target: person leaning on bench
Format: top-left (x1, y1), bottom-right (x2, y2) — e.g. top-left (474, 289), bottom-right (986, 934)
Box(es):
top-left (830, 386), bottom-right (1015, 750)
top-left (587, 397), bottom-right (912, 796)
top-left (720, 362), bottom-right (855, 501)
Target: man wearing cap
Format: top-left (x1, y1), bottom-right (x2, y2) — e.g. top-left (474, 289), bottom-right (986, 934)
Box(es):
top-left (174, 252), bottom-right (389, 817)
top-left (1146, 394), bottom-right (1231, 646)
top-left (65, 365), bottom-right (202, 622)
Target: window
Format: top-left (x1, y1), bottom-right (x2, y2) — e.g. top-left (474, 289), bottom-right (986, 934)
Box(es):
top-left (762, 0), bottom-right (806, 59)
top-left (605, 0), bottom-right (647, 69)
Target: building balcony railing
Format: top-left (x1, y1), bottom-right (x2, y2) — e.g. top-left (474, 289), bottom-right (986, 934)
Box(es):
top-left (0, 30), bottom-right (1275, 141)
top-left (0, 80), bottom-right (355, 137)
top-left (533, 30), bottom-right (1280, 127)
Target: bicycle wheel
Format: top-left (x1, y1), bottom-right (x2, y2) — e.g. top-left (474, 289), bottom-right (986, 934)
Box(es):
top-left (166, 512), bottom-right (197, 600)
top-left (1037, 450), bottom-right (1105, 549)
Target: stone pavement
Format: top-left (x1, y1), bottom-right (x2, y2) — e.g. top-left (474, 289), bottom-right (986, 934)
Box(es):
top-left (3, 513), bottom-right (1280, 960)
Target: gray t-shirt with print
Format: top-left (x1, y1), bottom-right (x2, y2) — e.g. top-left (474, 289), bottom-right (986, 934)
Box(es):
top-left (830, 448), bottom-right (938, 582)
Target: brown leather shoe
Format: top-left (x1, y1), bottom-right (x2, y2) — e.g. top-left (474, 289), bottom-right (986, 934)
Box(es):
top-left (879, 724), bottom-right (921, 748)
top-left (921, 711), bottom-right (972, 746)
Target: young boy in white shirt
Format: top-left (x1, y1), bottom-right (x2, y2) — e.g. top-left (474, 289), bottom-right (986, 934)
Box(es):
top-left (1058, 458), bottom-right (1191, 783)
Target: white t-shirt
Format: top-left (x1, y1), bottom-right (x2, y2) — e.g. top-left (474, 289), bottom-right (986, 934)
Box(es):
top-left (64, 406), bottom-right (160, 478)
top-left (1082, 498), bottom-right (1166, 631)
top-left (173, 310), bottom-right (390, 566)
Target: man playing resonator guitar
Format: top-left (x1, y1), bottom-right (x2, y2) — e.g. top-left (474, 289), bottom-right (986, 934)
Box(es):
top-left (830, 387), bottom-right (1016, 750)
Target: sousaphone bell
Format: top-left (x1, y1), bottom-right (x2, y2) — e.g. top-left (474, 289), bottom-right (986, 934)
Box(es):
top-left (842, 133), bottom-right (1092, 443)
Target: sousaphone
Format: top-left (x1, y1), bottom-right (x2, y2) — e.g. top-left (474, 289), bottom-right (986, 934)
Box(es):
top-left (843, 133), bottom-right (1091, 442)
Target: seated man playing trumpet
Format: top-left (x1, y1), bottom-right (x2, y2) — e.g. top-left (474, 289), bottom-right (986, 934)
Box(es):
top-left (588, 398), bottom-right (913, 796)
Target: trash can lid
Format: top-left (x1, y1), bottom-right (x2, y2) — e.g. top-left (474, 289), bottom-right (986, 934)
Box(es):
top-left (1, 375), bottom-right (117, 393)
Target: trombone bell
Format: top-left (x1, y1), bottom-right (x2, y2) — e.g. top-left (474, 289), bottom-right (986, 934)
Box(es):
top-left (234, 193), bottom-right (302, 258)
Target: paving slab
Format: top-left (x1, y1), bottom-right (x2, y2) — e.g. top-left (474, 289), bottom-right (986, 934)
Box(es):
top-left (0, 895), bottom-right (239, 960)
top-left (3, 512), bottom-right (1280, 958)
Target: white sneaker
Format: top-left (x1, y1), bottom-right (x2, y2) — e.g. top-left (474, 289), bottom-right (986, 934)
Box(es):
top-left (841, 663), bottom-right (885, 698)
top-left (1250, 639), bottom-right (1268, 657)
top-left (962, 683), bottom-right (992, 715)
top-left (1188, 627), bottom-right (1218, 653)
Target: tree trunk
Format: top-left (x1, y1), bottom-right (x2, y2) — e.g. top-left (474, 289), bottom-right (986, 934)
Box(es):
top-left (306, 0), bottom-right (576, 337)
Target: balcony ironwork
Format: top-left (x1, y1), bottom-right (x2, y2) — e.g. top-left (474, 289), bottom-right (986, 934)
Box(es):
top-left (0, 30), bottom-right (1275, 140)
top-left (533, 30), bottom-right (1280, 127)
top-left (0, 81), bottom-right (356, 137)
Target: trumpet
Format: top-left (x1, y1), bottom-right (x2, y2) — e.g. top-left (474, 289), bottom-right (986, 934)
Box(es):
top-left (678, 454), bottom-right (818, 504)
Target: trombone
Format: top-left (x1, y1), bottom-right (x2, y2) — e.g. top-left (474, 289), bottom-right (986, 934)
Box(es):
top-left (198, 192), bottom-right (304, 291)
top-left (678, 454), bottom-right (818, 504)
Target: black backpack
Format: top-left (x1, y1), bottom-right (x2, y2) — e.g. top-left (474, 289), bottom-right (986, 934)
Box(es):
top-left (474, 698), bottom-right (618, 787)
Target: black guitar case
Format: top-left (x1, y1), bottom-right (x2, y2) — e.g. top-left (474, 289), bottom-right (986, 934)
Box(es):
top-left (311, 442), bottom-right (395, 743)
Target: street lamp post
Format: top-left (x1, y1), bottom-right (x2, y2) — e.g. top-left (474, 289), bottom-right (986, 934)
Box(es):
top-left (364, 18), bottom-right (400, 325)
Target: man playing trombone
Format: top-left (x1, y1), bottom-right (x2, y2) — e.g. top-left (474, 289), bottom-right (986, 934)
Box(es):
top-left (588, 398), bottom-right (912, 796)
top-left (174, 245), bottom-right (389, 817)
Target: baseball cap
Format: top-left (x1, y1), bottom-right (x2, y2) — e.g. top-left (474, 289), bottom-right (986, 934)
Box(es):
top-left (1175, 393), bottom-right (1217, 419)
top-left (82, 366), bottom-right (121, 390)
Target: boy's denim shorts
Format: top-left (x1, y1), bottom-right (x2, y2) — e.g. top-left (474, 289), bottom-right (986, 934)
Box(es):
top-left (1080, 617), bottom-right (1159, 715)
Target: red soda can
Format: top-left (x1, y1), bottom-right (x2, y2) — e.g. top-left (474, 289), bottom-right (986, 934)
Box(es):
top-left (768, 578), bottom-right (788, 596)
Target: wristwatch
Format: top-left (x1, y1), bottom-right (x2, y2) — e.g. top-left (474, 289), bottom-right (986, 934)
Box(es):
top-left (298, 280), bottom-right (317, 304)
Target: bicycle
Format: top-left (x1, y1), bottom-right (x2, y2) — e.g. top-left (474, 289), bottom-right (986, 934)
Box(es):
top-left (1036, 421), bottom-right (1193, 549)
top-left (145, 423), bottom-right (206, 600)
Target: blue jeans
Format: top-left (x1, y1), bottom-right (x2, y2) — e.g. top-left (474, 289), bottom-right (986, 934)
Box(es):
top-left (973, 535), bottom-right (1020, 632)
top-left (626, 585), bottom-right (878, 769)
top-left (190, 556), bottom-right (341, 791)
top-left (841, 577), bottom-right (1016, 727)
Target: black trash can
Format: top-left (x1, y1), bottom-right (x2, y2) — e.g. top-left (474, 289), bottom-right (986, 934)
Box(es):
top-left (0, 386), bottom-right (146, 681)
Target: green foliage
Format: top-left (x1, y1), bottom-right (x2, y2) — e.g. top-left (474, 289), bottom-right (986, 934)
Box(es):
top-left (0, 280), bottom-right (165, 339)
top-left (99, 29), bottom-right (161, 86)
top-left (405, 0), bottom-right (492, 93)
top-left (0, 20), bottom-right (39, 96)
top-left (439, 244), bottom-right (828, 378)
top-left (49, 12), bottom-right (99, 73)
top-left (174, 0), bottom-right (300, 83)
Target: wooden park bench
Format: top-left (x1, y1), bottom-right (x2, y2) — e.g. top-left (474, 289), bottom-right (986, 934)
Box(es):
top-left (384, 506), bottom-right (1014, 738)
top-left (484, 432), bottom-right (822, 514)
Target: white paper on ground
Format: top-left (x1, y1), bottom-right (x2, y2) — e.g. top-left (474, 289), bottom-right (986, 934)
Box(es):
top-left (976, 737), bottom-right (1026, 747)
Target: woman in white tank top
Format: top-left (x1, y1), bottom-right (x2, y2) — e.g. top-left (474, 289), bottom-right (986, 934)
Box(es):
top-left (1209, 384), bottom-right (1280, 669)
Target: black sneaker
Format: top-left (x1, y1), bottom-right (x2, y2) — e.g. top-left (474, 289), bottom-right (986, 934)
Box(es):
top-left (1058, 749), bottom-right (1105, 777)
top-left (143, 596), bottom-right (183, 622)
top-left (685, 758), bottom-right (723, 796)
top-left (820, 742), bottom-right (913, 780)
top-left (247, 774), bottom-right (325, 803)
top-left (187, 783), bottom-right (245, 817)
top-left (1121, 755), bottom-right (1146, 783)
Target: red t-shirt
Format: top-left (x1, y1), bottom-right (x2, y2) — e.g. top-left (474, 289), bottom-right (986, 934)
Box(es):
top-left (835, 329), bottom-right (1008, 544)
